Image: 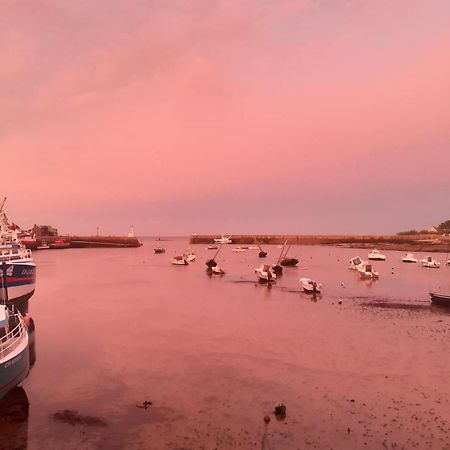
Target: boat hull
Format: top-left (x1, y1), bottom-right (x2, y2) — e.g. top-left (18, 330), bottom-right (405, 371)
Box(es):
top-left (0, 262), bottom-right (36, 314)
top-left (0, 341), bottom-right (30, 400)
top-left (430, 293), bottom-right (450, 307)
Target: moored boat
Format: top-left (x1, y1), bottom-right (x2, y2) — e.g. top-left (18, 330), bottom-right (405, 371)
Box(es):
top-left (171, 256), bottom-right (188, 265)
top-left (348, 256), bottom-right (365, 270)
top-left (402, 253), bottom-right (418, 263)
top-left (0, 202), bottom-right (36, 314)
top-left (49, 239), bottom-right (70, 249)
top-left (357, 263), bottom-right (379, 279)
top-left (420, 256), bottom-right (440, 268)
top-left (299, 278), bottom-right (322, 293)
top-left (154, 247), bottom-right (165, 254)
top-left (255, 264), bottom-right (277, 283)
top-left (183, 251), bottom-right (196, 262)
top-left (210, 266), bottom-right (225, 275)
top-left (232, 246), bottom-right (246, 252)
top-left (368, 249), bottom-right (386, 261)
top-left (430, 292), bottom-right (450, 307)
top-left (207, 245), bottom-right (219, 250)
top-left (0, 305), bottom-right (30, 399)
top-left (214, 235), bottom-right (232, 244)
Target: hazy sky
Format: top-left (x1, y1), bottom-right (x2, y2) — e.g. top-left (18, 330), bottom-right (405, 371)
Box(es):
top-left (2, 0), bottom-right (449, 235)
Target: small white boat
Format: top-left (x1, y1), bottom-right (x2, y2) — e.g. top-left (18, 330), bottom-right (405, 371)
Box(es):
top-left (248, 245), bottom-right (259, 250)
top-left (207, 245), bottom-right (219, 250)
top-left (420, 256), bottom-right (440, 268)
top-left (214, 235), bottom-right (232, 244)
top-left (211, 266), bottom-right (225, 275)
top-left (357, 263), bottom-right (379, 279)
top-left (402, 253), bottom-right (418, 263)
top-left (232, 246), bottom-right (247, 252)
top-left (348, 256), bottom-right (365, 270)
top-left (183, 251), bottom-right (196, 262)
top-left (368, 249), bottom-right (386, 261)
top-left (254, 264), bottom-right (277, 283)
top-left (171, 256), bottom-right (188, 265)
top-left (299, 278), bottom-right (322, 293)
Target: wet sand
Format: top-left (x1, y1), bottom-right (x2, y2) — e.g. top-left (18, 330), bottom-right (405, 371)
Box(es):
top-left (4, 239), bottom-right (450, 449)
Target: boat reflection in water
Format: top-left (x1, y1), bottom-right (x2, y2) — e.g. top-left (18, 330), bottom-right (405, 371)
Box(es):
top-left (0, 319), bottom-right (36, 450)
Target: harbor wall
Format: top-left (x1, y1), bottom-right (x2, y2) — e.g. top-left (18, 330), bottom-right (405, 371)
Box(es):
top-left (189, 234), bottom-right (450, 253)
top-left (40, 236), bottom-right (142, 248)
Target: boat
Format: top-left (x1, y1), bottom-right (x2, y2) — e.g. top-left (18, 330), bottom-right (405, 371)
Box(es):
top-left (430, 292), bottom-right (450, 307)
top-left (280, 245), bottom-right (299, 267)
top-left (368, 249), bottom-right (386, 261)
top-left (232, 246), bottom-right (246, 252)
top-left (357, 263), bottom-right (379, 279)
top-left (206, 246), bottom-right (222, 269)
top-left (299, 278), bottom-right (322, 293)
top-left (0, 305), bottom-right (30, 399)
top-left (254, 264), bottom-right (277, 283)
top-left (280, 257), bottom-right (299, 267)
top-left (171, 256), bottom-right (188, 265)
top-left (348, 256), bottom-right (365, 270)
top-left (0, 202), bottom-right (36, 313)
top-left (272, 241), bottom-right (288, 275)
top-left (447, 259), bottom-right (450, 266)
top-left (248, 245), bottom-right (259, 250)
top-left (210, 266), bottom-right (225, 275)
top-left (207, 245), bottom-right (219, 250)
top-left (154, 247), bottom-right (165, 254)
top-left (49, 239), bottom-right (70, 249)
top-left (402, 253), bottom-right (418, 263)
top-left (213, 235), bottom-right (232, 244)
top-left (183, 251), bottom-right (196, 262)
top-left (36, 242), bottom-right (50, 250)
top-left (420, 256), bottom-right (440, 268)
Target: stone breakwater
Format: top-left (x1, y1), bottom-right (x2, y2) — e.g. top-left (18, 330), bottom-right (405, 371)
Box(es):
top-left (190, 234), bottom-right (450, 253)
top-left (41, 236), bottom-right (142, 248)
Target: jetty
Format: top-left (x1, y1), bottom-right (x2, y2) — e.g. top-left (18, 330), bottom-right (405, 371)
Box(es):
top-left (190, 234), bottom-right (450, 253)
top-left (39, 235), bottom-right (141, 248)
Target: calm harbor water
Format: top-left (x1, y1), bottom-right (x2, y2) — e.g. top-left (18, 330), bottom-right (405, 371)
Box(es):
top-left (2, 238), bottom-right (450, 449)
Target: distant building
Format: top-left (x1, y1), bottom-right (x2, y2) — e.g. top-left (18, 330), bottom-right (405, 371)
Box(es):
top-left (32, 224), bottom-right (58, 237)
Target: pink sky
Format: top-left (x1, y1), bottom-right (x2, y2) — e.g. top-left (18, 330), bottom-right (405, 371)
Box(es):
top-left (1, 0), bottom-right (449, 235)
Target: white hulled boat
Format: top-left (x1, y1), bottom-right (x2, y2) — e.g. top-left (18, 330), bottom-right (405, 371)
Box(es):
top-left (402, 253), bottom-right (418, 263)
top-left (299, 278), bottom-right (322, 293)
top-left (348, 256), bottom-right (365, 270)
top-left (214, 235), bottom-right (232, 244)
top-left (232, 246), bottom-right (247, 252)
top-left (254, 264), bottom-right (277, 283)
top-left (368, 249), bottom-right (386, 261)
top-left (183, 251), bottom-right (196, 262)
top-left (420, 256), bottom-right (440, 268)
top-left (171, 256), bottom-right (188, 265)
top-left (358, 263), bottom-right (379, 279)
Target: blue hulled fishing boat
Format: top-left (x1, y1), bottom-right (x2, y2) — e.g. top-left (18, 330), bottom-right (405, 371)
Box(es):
top-left (0, 304), bottom-right (30, 399)
top-left (0, 199), bottom-right (36, 314)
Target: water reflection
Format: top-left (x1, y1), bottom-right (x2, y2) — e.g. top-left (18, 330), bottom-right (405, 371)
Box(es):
top-left (0, 319), bottom-right (36, 450)
top-left (0, 387), bottom-right (29, 450)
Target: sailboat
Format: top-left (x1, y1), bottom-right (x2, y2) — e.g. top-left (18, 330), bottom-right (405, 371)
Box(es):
top-left (272, 241), bottom-right (287, 275)
top-left (280, 245), bottom-right (299, 267)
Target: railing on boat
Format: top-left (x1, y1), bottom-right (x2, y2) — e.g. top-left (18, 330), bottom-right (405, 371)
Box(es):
top-left (0, 310), bottom-right (27, 361)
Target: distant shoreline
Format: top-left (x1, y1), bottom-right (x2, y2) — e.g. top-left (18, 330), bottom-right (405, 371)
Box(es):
top-left (190, 234), bottom-right (450, 253)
